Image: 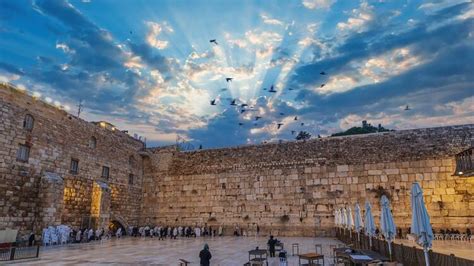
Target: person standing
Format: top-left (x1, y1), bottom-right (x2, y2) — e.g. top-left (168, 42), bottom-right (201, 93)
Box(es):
top-left (268, 235), bottom-right (277, 257)
top-left (199, 243), bottom-right (212, 266)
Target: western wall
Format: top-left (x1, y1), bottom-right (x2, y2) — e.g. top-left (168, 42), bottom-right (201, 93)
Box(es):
top-left (1, 83), bottom-right (473, 238)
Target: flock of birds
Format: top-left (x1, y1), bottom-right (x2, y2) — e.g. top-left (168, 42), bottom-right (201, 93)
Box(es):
top-left (207, 39), bottom-right (412, 138)
top-left (207, 39), bottom-right (323, 136)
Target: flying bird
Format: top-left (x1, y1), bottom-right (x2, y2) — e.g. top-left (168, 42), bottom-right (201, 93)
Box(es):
top-left (405, 105), bottom-right (411, 111)
top-left (226, 78), bottom-right (233, 82)
top-left (294, 116), bottom-right (298, 120)
top-left (230, 99), bottom-right (237, 106)
top-left (277, 123), bottom-right (284, 129)
top-left (263, 88), bottom-right (267, 91)
top-left (241, 103), bottom-right (248, 108)
top-left (301, 122), bottom-right (305, 126)
top-left (238, 123), bottom-right (244, 126)
top-left (279, 112), bottom-right (285, 116)
top-left (220, 88), bottom-right (228, 91)
top-left (320, 71), bottom-right (326, 75)
top-left (269, 85), bottom-right (277, 93)
top-left (210, 99), bottom-right (217, 106)
top-left (288, 88), bottom-right (294, 91)
top-left (320, 84), bottom-right (325, 88)
top-left (240, 109), bottom-right (246, 114)
top-left (210, 39), bottom-right (218, 45)
top-left (255, 116), bottom-right (262, 121)
top-left (130, 31), bottom-right (133, 35)
top-left (291, 130), bottom-right (296, 135)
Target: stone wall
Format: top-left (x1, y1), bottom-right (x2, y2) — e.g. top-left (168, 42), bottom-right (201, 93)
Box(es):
top-left (0, 84), bottom-right (144, 236)
top-left (1, 82), bottom-right (473, 238)
top-left (141, 125), bottom-right (474, 236)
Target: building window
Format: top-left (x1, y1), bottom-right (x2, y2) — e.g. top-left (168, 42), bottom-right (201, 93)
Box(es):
top-left (23, 114), bottom-right (34, 131)
top-left (129, 155), bottom-right (135, 168)
top-left (101, 166), bottom-right (109, 179)
top-left (16, 144), bottom-right (30, 162)
top-left (70, 159), bottom-right (79, 174)
top-left (128, 174), bottom-right (134, 185)
top-left (89, 136), bottom-right (97, 149)
top-left (454, 147), bottom-right (473, 176)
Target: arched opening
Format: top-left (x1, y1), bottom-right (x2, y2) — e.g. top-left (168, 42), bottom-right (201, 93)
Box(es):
top-left (89, 136), bottom-right (97, 149)
top-left (23, 114), bottom-right (34, 131)
top-left (108, 220), bottom-right (126, 236)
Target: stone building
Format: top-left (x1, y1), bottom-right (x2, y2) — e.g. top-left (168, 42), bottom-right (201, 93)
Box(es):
top-left (1, 83), bottom-right (473, 238)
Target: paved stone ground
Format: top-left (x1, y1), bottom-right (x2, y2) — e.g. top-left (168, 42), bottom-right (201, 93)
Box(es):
top-left (20, 236), bottom-right (343, 265)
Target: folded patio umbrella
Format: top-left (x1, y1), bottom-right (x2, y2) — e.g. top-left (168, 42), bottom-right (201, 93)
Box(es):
top-left (346, 206), bottom-right (354, 237)
top-left (364, 201), bottom-right (376, 248)
top-left (410, 182), bottom-right (434, 266)
top-left (354, 203), bottom-right (364, 242)
top-left (380, 195), bottom-right (396, 260)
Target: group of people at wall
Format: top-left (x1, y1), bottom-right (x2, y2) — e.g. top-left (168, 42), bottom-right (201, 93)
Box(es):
top-left (40, 226), bottom-right (110, 246)
top-left (125, 224), bottom-right (224, 238)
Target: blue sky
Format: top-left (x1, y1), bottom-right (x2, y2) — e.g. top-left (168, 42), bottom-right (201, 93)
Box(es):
top-left (1, 0), bottom-right (473, 148)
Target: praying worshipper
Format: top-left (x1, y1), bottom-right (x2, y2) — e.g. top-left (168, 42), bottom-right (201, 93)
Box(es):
top-left (116, 227), bottom-right (122, 238)
top-left (28, 232), bottom-right (35, 246)
top-left (186, 227), bottom-right (192, 237)
top-left (195, 226), bottom-right (201, 237)
top-left (268, 235), bottom-right (278, 257)
top-left (199, 243), bottom-right (212, 266)
top-left (234, 225), bottom-right (240, 236)
top-left (88, 228), bottom-right (94, 242)
top-left (178, 226), bottom-right (183, 236)
top-left (257, 224), bottom-right (260, 237)
top-left (466, 228), bottom-right (472, 238)
top-left (218, 225), bottom-right (223, 236)
top-left (76, 229), bottom-right (82, 243)
top-left (167, 226), bottom-right (172, 237)
top-left (172, 227), bottom-right (178, 239)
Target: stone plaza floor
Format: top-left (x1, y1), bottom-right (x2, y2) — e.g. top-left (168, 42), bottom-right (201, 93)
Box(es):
top-left (19, 236), bottom-right (343, 265)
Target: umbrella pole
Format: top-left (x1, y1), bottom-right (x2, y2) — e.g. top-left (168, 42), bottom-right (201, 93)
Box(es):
top-left (357, 232), bottom-right (360, 248)
top-left (369, 236), bottom-right (372, 249)
top-left (424, 246), bottom-right (430, 266)
top-left (388, 241), bottom-right (392, 261)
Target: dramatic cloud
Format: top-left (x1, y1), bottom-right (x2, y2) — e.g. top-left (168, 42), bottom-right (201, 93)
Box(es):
top-left (1, 0), bottom-right (473, 148)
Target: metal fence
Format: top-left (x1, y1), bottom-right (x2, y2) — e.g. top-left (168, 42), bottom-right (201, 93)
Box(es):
top-left (336, 228), bottom-right (474, 266)
top-left (0, 245), bottom-right (40, 261)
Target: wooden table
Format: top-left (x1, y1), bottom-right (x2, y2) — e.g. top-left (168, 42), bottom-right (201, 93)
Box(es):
top-left (248, 249), bottom-right (268, 265)
top-left (298, 252), bottom-right (324, 266)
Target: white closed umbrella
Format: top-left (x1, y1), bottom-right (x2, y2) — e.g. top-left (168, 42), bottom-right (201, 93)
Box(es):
top-left (380, 195), bottom-right (396, 261)
top-left (364, 201), bottom-right (376, 248)
top-left (354, 203), bottom-right (364, 242)
top-left (347, 206), bottom-right (354, 238)
top-left (341, 208), bottom-right (347, 234)
top-left (411, 182), bottom-right (434, 266)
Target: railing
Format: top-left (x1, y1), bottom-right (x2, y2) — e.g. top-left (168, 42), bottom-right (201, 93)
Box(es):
top-left (0, 245), bottom-right (40, 261)
top-left (336, 228), bottom-right (474, 266)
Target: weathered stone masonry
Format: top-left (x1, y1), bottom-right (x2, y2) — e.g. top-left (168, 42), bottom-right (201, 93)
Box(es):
top-left (0, 84), bottom-right (144, 235)
top-left (140, 126), bottom-right (474, 236)
top-left (1, 83), bottom-right (473, 238)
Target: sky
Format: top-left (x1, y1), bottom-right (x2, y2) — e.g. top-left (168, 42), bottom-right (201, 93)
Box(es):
top-left (1, 0), bottom-right (473, 148)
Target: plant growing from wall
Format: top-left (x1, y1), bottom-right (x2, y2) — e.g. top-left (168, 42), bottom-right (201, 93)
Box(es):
top-left (280, 214), bottom-right (290, 223)
top-left (243, 215), bottom-right (250, 221)
top-left (191, 189), bottom-right (198, 194)
top-left (208, 217), bottom-right (217, 222)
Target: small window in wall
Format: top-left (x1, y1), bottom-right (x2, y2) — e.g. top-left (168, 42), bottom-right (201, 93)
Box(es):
top-left (16, 144), bottom-right (30, 162)
top-left (89, 136), bottom-right (97, 149)
top-left (129, 155), bottom-right (135, 168)
top-left (70, 159), bottom-right (79, 174)
top-left (128, 174), bottom-right (134, 185)
top-left (101, 166), bottom-right (110, 179)
top-left (23, 114), bottom-right (34, 131)
top-left (221, 183), bottom-right (226, 189)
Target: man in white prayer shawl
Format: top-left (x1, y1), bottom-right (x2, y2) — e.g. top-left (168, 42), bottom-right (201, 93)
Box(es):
top-left (195, 226), bottom-right (201, 237)
top-left (116, 227), bottom-right (122, 238)
top-left (88, 228), bottom-right (94, 241)
top-left (76, 228), bottom-right (82, 243)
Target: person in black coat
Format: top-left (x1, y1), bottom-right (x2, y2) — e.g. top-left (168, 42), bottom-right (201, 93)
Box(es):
top-left (267, 235), bottom-right (277, 257)
top-left (199, 243), bottom-right (212, 266)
